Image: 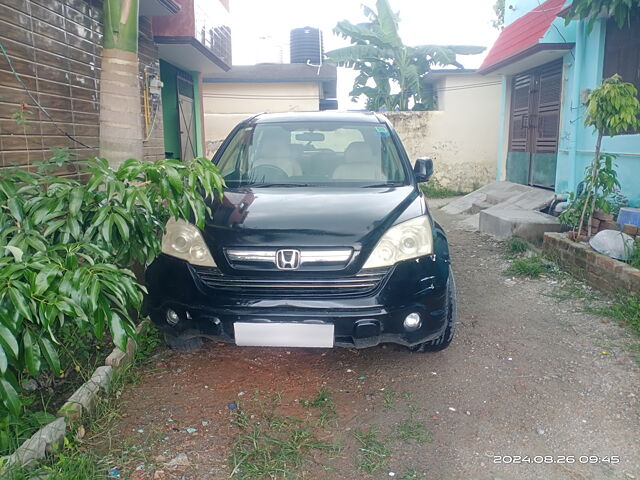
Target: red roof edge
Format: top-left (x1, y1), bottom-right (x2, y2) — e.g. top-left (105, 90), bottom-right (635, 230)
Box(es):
top-left (478, 0), bottom-right (568, 74)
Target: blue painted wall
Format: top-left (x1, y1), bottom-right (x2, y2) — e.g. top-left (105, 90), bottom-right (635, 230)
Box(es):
top-left (496, 0), bottom-right (640, 207)
top-left (556, 19), bottom-right (640, 207)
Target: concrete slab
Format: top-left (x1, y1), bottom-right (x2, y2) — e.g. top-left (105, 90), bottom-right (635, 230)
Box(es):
top-left (457, 213), bottom-right (480, 232)
top-left (491, 188), bottom-right (556, 212)
top-left (479, 208), bottom-right (564, 242)
top-left (441, 181), bottom-right (534, 215)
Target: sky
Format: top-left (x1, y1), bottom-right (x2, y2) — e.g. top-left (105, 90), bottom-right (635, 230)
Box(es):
top-left (229, 0), bottom-right (501, 108)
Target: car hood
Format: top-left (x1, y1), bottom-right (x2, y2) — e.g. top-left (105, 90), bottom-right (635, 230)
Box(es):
top-left (204, 185), bottom-right (422, 254)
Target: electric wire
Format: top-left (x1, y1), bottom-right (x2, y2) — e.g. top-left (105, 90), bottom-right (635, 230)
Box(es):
top-left (0, 41), bottom-right (97, 150)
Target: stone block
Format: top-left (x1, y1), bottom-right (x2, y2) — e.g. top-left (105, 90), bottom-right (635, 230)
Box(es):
top-left (480, 208), bottom-right (564, 242)
top-left (2, 417), bottom-right (67, 470)
top-left (57, 367), bottom-right (114, 421)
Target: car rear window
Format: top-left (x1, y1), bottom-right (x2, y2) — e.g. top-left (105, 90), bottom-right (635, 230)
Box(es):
top-left (216, 122), bottom-right (409, 187)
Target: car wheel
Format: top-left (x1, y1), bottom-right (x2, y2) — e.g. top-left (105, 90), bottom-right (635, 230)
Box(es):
top-left (164, 330), bottom-right (203, 351)
top-left (410, 267), bottom-right (457, 353)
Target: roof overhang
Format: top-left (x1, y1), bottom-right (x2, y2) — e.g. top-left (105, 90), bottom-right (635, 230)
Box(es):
top-left (478, 0), bottom-right (570, 75)
top-left (139, 0), bottom-right (179, 16)
top-left (203, 64), bottom-right (337, 83)
top-left (155, 37), bottom-right (230, 74)
top-left (479, 42), bottom-right (574, 75)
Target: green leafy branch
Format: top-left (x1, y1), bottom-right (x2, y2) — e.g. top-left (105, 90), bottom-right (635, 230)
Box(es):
top-left (0, 153), bottom-right (224, 418)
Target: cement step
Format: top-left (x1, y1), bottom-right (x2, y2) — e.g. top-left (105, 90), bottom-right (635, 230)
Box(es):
top-left (441, 181), bottom-right (554, 215)
top-left (479, 208), bottom-right (564, 242)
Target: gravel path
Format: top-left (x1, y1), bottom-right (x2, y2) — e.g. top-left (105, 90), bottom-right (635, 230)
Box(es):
top-left (110, 199), bottom-right (640, 480)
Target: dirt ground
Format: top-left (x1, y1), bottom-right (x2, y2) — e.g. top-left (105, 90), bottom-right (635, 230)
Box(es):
top-left (108, 199), bottom-right (640, 480)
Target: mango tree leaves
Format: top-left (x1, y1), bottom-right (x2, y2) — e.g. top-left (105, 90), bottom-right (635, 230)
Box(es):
top-left (0, 378), bottom-right (20, 415)
top-left (0, 154), bottom-right (224, 421)
top-left (0, 326), bottom-right (18, 361)
top-left (22, 331), bottom-right (41, 377)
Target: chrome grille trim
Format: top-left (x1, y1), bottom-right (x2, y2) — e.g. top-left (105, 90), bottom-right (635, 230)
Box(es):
top-left (226, 248), bottom-right (353, 264)
top-left (226, 250), bottom-right (274, 262)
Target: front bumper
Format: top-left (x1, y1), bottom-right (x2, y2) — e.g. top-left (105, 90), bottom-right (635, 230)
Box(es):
top-left (145, 253), bottom-right (451, 348)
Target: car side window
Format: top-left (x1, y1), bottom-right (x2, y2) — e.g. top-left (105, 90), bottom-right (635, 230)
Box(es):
top-left (217, 127), bottom-right (253, 177)
top-left (381, 135), bottom-right (404, 181)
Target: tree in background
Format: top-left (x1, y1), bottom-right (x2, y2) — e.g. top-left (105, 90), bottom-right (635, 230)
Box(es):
top-left (326, 0), bottom-right (484, 111)
top-left (99, 0), bottom-right (143, 167)
top-left (565, 0), bottom-right (640, 31)
top-left (492, 0), bottom-right (505, 30)
top-left (560, 75), bottom-right (640, 238)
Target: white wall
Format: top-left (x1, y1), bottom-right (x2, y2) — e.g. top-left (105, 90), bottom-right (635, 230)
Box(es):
top-left (202, 82), bottom-right (320, 150)
top-left (385, 73), bottom-right (501, 191)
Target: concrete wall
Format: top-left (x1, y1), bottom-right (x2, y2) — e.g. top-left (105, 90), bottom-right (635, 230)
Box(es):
top-left (384, 74), bottom-right (501, 191)
top-left (202, 81), bottom-right (320, 145)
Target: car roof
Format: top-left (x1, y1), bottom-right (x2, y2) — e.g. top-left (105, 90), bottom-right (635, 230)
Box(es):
top-left (248, 111), bottom-right (386, 125)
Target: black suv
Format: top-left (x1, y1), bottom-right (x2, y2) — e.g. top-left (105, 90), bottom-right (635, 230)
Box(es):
top-left (146, 112), bottom-right (456, 352)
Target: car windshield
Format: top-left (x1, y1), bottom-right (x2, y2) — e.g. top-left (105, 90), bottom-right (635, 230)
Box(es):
top-left (216, 122), bottom-right (409, 187)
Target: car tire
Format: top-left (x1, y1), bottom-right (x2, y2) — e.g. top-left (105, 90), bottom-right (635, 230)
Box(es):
top-left (164, 330), bottom-right (203, 351)
top-left (410, 267), bottom-right (457, 353)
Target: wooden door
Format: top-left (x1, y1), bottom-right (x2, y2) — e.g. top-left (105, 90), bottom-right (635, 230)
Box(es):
top-left (177, 71), bottom-right (197, 161)
top-left (507, 60), bottom-right (562, 189)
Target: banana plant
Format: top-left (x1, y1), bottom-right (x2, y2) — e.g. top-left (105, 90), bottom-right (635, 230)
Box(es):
top-left (326, 0), bottom-right (485, 110)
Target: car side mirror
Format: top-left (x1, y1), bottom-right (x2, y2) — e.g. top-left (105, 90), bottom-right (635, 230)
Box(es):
top-left (414, 158), bottom-right (434, 183)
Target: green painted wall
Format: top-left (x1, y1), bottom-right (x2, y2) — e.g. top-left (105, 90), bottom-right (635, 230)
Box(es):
top-left (192, 71), bottom-right (204, 157)
top-left (160, 60), bottom-right (180, 159)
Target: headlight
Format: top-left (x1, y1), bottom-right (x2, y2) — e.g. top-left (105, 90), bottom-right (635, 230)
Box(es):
top-left (363, 216), bottom-right (433, 269)
top-left (161, 218), bottom-right (216, 266)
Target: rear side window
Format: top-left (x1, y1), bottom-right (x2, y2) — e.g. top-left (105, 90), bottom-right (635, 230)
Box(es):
top-left (216, 121), bottom-right (409, 187)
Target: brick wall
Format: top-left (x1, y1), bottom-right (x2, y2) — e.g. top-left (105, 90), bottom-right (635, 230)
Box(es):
top-left (0, 0), bottom-right (103, 177)
top-left (0, 0), bottom-right (165, 177)
top-left (543, 232), bottom-right (640, 294)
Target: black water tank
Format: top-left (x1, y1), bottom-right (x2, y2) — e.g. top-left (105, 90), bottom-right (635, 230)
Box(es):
top-left (290, 26), bottom-right (323, 64)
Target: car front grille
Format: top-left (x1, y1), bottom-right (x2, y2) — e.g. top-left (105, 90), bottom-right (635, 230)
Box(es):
top-left (191, 266), bottom-right (390, 298)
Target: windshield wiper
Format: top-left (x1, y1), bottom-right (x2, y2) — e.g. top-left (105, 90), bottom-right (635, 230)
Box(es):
top-left (360, 182), bottom-right (405, 188)
top-left (246, 182), bottom-right (312, 188)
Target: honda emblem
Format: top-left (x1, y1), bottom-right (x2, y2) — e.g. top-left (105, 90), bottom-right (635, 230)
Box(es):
top-left (275, 249), bottom-right (301, 270)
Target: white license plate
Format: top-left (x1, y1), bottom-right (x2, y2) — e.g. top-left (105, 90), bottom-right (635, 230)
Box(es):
top-left (234, 322), bottom-right (334, 348)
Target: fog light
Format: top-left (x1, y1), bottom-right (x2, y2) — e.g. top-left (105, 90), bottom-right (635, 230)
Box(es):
top-left (403, 312), bottom-right (422, 331)
top-left (166, 309), bottom-right (180, 326)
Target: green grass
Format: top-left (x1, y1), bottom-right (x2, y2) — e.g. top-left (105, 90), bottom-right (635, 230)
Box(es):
top-left (398, 467), bottom-right (420, 480)
top-left (587, 294), bottom-right (640, 339)
top-left (629, 238), bottom-right (640, 269)
top-left (1, 321), bottom-right (164, 479)
top-left (393, 418), bottom-right (433, 444)
top-left (507, 255), bottom-right (557, 278)
top-left (228, 391), bottom-right (340, 479)
top-left (301, 389), bottom-right (337, 427)
top-left (419, 178), bottom-right (470, 198)
top-left (229, 412), bottom-right (336, 480)
top-left (2, 449), bottom-right (110, 480)
top-left (353, 427), bottom-right (389, 474)
top-left (505, 236), bottom-right (530, 255)
top-left (382, 389), bottom-right (396, 409)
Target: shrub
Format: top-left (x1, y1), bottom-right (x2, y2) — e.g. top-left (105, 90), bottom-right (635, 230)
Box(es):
top-left (505, 236), bottom-right (529, 255)
top-left (419, 178), bottom-right (468, 198)
top-left (0, 152), bottom-right (223, 427)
